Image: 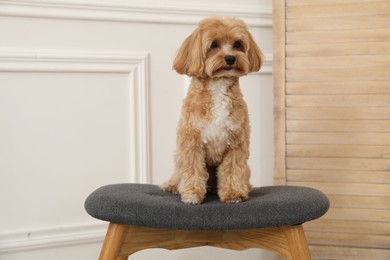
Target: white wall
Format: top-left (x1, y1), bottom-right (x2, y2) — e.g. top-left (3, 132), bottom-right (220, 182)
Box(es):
top-left (0, 0), bottom-right (274, 259)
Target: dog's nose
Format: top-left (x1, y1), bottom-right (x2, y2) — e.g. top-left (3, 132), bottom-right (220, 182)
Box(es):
top-left (225, 55), bottom-right (236, 66)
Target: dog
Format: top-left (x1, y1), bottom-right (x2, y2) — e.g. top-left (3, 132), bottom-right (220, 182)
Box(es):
top-left (160, 16), bottom-right (263, 204)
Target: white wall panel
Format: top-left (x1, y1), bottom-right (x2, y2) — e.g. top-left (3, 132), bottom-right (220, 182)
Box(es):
top-left (0, 0), bottom-right (273, 259)
top-left (0, 49), bottom-right (150, 252)
top-left (242, 74), bottom-right (274, 187)
top-left (0, 0), bottom-right (271, 27)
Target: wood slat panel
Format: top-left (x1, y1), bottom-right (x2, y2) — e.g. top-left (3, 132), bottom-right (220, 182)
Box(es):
top-left (287, 169), bottom-right (390, 185)
top-left (287, 95), bottom-right (390, 107)
top-left (287, 181), bottom-right (390, 197)
top-left (306, 231), bottom-right (390, 249)
top-left (287, 28), bottom-right (390, 44)
top-left (275, 0), bottom-right (390, 258)
top-left (305, 219), bottom-right (390, 234)
top-left (272, 0), bottom-right (287, 185)
top-left (287, 81), bottom-right (390, 94)
top-left (326, 195), bottom-right (390, 210)
top-left (287, 132), bottom-right (390, 145)
top-left (287, 120), bottom-right (390, 132)
top-left (287, 42), bottom-right (390, 57)
top-left (287, 157), bottom-right (390, 171)
top-left (287, 0), bottom-right (382, 6)
top-left (287, 55), bottom-right (390, 69)
top-left (287, 68), bottom-right (390, 82)
top-left (322, 207), bottom-right (390, 222)
top-left (287, 2), bottom-right (390, 19)
top-left (310, 245), bottom-right (390, 260)
top-left (287, 144), bottom-right (390, 158)
top-left (287, 14), bottom-right (390, 31)
top-left (287, 107), bottom-right (390, 120)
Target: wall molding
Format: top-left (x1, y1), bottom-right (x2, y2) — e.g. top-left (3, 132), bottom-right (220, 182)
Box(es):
top-left (0, 0), bottom-right (272, 27)
top-left (258, 53), bottom-right (273, 75)
top-left (0, 223), bottom-right (106, 254)
top-left (0, 48), bottom-right (151, 184)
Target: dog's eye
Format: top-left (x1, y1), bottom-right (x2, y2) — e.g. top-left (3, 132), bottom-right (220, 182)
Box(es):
top-left (233, 41), bottom-right (242, 49)
top-left (210, 41), bottom-right (218, 49)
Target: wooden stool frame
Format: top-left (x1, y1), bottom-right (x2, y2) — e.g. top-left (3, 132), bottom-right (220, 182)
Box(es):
top-left (99, 223), bottom-right (312, 260)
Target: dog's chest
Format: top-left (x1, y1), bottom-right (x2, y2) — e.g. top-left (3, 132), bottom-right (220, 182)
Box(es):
top-left (199, 80), bottom-right (239, 145)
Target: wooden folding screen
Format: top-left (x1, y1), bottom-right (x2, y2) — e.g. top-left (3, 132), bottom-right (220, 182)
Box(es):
top-left (273, 0), bottom-right (390, 259)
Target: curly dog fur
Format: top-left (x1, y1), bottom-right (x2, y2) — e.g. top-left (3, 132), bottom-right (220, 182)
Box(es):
top-left (161, 17), bottom-right (263, 204)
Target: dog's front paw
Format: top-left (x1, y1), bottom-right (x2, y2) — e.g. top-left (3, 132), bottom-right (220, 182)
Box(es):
top-left (219, 190), bottom-right (249, 204)
top-left (160, 182), bottom-right (178, 194)
top-left (181, 190), bottom-right (205, 205)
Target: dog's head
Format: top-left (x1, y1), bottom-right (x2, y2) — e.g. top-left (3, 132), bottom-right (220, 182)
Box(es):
top-left (173, 17), bottom-right (263, 78)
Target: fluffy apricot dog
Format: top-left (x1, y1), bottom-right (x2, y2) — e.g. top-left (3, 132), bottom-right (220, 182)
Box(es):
top-left (161, 16), bottom-right (263, 204)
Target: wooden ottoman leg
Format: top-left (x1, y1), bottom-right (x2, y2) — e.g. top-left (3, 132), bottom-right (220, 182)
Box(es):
top-left (284, 225), bottom-right (311, 260)
top-left (98, 223), bottom-right (311, 260)
top-left (99, 223), bottom-right (128, 260)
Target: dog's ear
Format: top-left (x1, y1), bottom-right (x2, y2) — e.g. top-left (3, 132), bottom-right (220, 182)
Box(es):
top-left (247, 32), bottom-right (264, 73)
top-left (173, 28), bottom-right (205, 77)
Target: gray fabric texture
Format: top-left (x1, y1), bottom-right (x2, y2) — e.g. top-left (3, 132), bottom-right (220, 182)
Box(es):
top-left (85, 184), bottom-right (329, 230)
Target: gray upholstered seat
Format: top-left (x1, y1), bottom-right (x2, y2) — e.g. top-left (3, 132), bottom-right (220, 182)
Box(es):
top-left (85, 184), bottom-right (329, 230)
